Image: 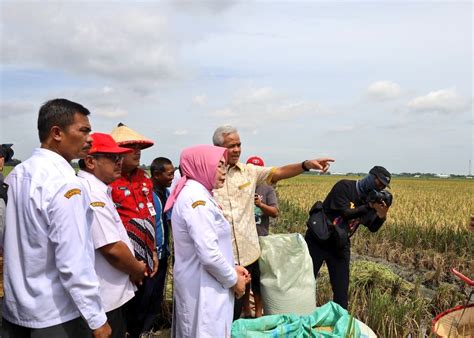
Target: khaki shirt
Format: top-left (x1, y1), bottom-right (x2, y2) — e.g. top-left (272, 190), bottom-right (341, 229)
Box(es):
top-left (213, 162), bottom-right (275, 266)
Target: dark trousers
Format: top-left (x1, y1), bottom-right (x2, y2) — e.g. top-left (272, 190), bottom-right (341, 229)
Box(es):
top-left (305, 232), bottom-right (350, 309)
top-left (125, 257), bottom-right (168, 338)
top-left (232, 260), bottom-right (259, 320)
top-left (2, 317), bottom-right (90, 338)
top-left (233, 294), bottom-right (244, 321)
top-left (107, 305), bottom-right (127, 338)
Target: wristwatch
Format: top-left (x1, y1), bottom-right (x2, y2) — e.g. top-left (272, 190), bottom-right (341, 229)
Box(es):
top-left (302, 160), bottom-right (310, 171)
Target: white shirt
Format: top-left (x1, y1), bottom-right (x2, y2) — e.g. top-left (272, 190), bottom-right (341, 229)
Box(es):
top-left (2, 148), bottom-right (106, 329)
top-left (171, 179), bottom-right (237, 338)
top-left (77, 170), bottom-right (136, 312)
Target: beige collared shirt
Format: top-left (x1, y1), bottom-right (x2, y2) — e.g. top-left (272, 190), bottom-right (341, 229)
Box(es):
top-left (213, 162), bottom-right (275, 266)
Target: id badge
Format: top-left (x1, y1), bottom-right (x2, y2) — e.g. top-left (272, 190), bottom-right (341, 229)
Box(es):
top-left (147, 202), bottom-right (157, 216)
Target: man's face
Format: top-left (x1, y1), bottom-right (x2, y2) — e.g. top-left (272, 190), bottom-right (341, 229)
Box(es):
top-left (121, 144), bottom-right (141, 173)
top-left (222, 132), bottom-right (241, 166)
top-left (90, 154), bottom-right (124, 185)
top-left (59, 113), bottom-right (92, 162)
top-left (374, 177), bottom-right (387, 191)
top-left (0, 156), bottom-right (4, 172)
top-left (153, 163), bottom-right (175, 189)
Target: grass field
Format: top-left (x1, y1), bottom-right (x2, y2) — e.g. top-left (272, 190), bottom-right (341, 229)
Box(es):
top-left (274, 175), bottom-right (474, 336)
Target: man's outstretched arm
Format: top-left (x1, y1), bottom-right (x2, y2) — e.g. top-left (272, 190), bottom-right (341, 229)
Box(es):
top-left (270, 158), bottom-right (335, 184)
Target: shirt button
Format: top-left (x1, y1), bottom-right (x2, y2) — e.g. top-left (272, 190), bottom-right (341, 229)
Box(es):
top-left (139, 202), bottom-right (145, 209)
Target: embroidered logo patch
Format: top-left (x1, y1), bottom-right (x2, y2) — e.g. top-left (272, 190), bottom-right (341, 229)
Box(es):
top-left (64, 189), bottom-right (81, 199)
top-left (90, 201), bottom-right (106, 208)
top-left (238, 182), bottom-right (251, 190)
top-left (192, 200), bottom-right (206, 208)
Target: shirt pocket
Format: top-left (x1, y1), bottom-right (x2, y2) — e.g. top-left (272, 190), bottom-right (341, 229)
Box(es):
top-left (237, 181), bottom-right (253, 199)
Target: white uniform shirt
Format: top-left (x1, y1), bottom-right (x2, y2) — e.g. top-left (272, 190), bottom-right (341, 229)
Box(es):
top-left (171, 179), bottom-right (237, 338)
top-left (77, 170), bottom-right (136, 312)
top-left (2, 148), bottom-right (106, 329)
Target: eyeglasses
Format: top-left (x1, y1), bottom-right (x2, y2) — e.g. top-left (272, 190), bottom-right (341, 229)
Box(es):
top-left (91, 153), bottom-right (124, 164)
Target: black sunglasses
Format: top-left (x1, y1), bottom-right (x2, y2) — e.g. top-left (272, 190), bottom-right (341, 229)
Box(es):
top-left (91, 153), bottom-right (124, 163)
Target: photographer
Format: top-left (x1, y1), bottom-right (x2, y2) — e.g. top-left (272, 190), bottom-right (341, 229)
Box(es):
top-left (305, 166), bottom-right (392, 309)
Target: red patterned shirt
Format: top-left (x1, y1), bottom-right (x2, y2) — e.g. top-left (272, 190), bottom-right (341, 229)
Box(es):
top-left (110, 168), bottom-right (156, 272)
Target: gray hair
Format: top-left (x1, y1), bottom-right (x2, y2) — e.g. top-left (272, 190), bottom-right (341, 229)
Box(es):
top-left (212, 125), bottom-right (238, 146)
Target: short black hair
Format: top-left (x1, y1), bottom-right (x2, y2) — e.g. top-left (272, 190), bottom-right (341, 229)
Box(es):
top-left (150, 157), bottom-right (173, 176)
top-left (0, 144), bottom-right (14, 162)
top-left (38, 98), bottom-right (91, 143)
top-left (78, 159), bottom-right (86, 170)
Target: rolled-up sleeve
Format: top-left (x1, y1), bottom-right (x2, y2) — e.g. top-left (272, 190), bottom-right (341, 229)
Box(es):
top-left (48, 183), bottom-right (106, 330)
top-left (254, 165), bottom-right (276, 186)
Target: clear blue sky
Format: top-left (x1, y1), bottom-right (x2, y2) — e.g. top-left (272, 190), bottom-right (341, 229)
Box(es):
top-left (1, 1), bottom-right (472, 174)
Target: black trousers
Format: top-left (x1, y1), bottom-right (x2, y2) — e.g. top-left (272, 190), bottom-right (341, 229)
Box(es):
top-left (305, 232), bottom-right (350, 309)
top-left (1, 317), bottom-right (90, 338)
top-left (107, 305), bottom-right (127, 338)
top-left (125, 257), bottom-right (168, 338)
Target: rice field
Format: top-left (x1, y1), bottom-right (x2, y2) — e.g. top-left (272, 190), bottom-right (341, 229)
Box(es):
top-left (2, 166), bottom-right (472, 336)
top-left (274, 175), bottom-right (474, 336)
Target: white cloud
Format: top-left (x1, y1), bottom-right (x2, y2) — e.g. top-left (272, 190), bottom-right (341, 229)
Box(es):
top-left (193, 95), bottom-right (208, 106)
top-left (173, 129), bottom-right (189, 136)
top-left (212, 108), bottom-right (236, 117)
top-left (209, 86), bottom-right (335, 128)
top-left (328, 125), bottom-right (355, 133)
top-left (407, 88), bottom-right (471, 114)
top-left (0, 100), bottom-right (36, 118)
top-left (170, 0), bottom-right (238, 14)
top-left (1, 4), bottom-right (180, 94)
top-left (94, 108), bottom-right (128, 119)
top-left (102, 86), bottom-right (115, 94)
top-left (366, 81), bottom-right (402, 101)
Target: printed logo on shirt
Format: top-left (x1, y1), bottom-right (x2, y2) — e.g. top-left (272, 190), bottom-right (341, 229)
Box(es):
top-left (238, 182), bottom-right (251, 190)
top-left (192, 200), bottom-right (206, 208)
top-left (90, 201), bottom-right (106, 208)
top-left (350, 202), bottom-right (355, 209)
top-left (64, 188), bottom-right (81, 199)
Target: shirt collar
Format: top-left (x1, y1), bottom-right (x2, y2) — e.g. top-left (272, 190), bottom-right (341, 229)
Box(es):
top-left (228, 162), bottom-right (244, 172)
top-left (34, 148), bottom-right (76, 175)
top-left (187, 179), bottom-right (211, 196)
top-left (77, 169), bottom-right (111, 194)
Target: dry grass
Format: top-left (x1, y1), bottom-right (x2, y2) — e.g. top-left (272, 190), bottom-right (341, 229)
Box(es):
top-left (274, 175), bottom-right (473, 336)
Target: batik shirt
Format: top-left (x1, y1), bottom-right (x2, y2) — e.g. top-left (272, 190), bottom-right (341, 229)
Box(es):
top-left (213, 162), bottom-right (275, 267)
top-left (110, 168), bottom-right (156, 272)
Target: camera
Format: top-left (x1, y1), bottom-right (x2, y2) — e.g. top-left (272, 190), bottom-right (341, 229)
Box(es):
top-left (367, 189), bottom-right (393, 207)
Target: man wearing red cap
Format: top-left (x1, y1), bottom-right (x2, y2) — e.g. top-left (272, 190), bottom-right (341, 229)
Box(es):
top-left (77, 133), bottom-right (148, 338)
top-left (109, 123), bottom-right (159, 338)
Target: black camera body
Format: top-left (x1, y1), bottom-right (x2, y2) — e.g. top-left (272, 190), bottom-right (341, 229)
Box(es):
top-left (367, 189), bottom-right (393, 207)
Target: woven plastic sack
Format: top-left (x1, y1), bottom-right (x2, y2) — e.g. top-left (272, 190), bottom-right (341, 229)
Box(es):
top-left (231, 301), bottom-right (362, 337)
top-left (258, 233), bottom-right (316, 316)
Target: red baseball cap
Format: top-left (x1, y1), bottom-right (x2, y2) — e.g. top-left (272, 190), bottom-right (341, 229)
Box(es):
top-left (246, 156), bottom-right (264, 166)
top-left (89, 133), bottom-right (133, 155)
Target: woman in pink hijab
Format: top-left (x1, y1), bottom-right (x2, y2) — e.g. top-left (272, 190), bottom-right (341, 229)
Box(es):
top-left (165, 145), bottom-right (249, 338)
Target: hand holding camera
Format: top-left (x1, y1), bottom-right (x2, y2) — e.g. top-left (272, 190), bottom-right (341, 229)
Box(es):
top-left (367, 189), bottom-right (392, 219)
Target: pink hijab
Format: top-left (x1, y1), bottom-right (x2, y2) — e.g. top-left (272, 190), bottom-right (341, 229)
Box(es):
top-left (164, 145), bottom-right (227, 212)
